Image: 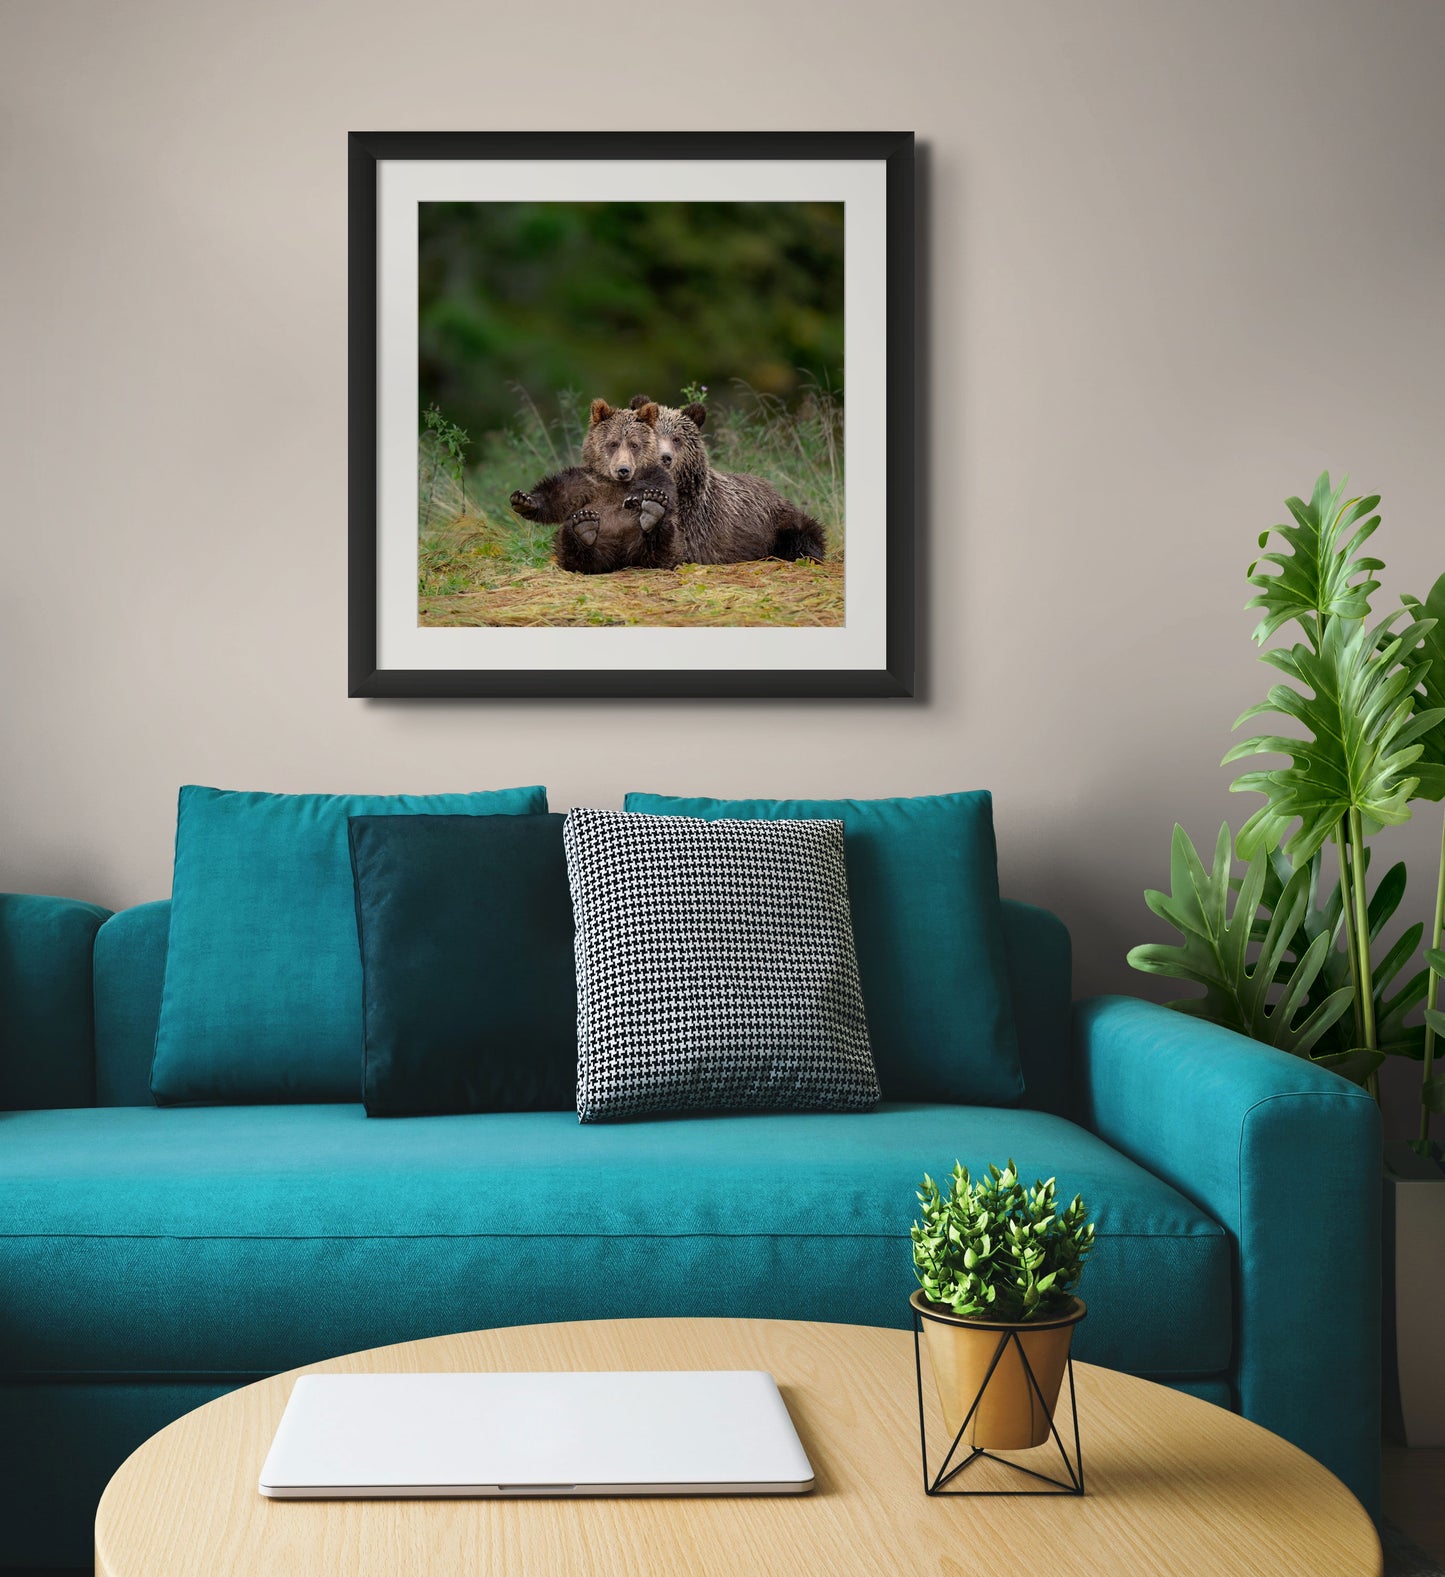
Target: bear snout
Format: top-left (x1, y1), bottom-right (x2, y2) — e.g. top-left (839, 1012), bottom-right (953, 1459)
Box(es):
top-left (613, 462), bottom-right (634, 481)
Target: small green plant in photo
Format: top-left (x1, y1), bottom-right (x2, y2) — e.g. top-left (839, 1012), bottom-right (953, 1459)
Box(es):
top-left (420, 404), bottom-right (471, 531)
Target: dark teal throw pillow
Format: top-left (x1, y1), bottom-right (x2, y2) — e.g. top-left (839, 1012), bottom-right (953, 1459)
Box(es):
top-left (151, 784), bottom-right (547, 1105)
top-left (349, 813), bottom-right (578, 1116)
top-left (622, 790), bottom-right (1024, 1106)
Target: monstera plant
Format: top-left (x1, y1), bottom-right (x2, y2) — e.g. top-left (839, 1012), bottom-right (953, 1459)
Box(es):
top-left (1128, 473), bottom-right (1445, 1153)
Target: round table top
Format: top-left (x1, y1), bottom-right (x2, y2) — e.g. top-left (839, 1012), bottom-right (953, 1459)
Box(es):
top-left (94, 1317), bottom-right (1381, 1576)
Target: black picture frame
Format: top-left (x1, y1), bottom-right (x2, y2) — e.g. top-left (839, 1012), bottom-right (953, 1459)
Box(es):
top-left (348, 130), bottom-right (915, 699)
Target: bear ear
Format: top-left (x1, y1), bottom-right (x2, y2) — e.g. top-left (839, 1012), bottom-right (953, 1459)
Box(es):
top-left (589, 398), bottom-right (614, 426)
top-left (634, 401), bottom-right (659, 427)
top-left (680, 403), bottom-right (707, 429)
top-left (628, 394), bottom-right (655, 410)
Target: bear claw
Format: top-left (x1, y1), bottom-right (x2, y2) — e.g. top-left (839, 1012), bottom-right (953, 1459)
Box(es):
top-left (510, 490), bottom-right (539, 519)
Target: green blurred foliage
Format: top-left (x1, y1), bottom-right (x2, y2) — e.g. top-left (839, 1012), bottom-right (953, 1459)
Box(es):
top-left (418, 202), bottom-right (844, 437)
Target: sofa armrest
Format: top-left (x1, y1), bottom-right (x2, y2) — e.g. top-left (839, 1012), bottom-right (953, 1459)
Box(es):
top-left (1074, 995), bottom-right (1380, 1518)
top-left (0, 893), bottom-right (111, 1111)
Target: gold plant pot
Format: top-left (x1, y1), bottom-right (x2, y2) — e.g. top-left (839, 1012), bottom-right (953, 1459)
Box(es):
top-left (911, 1290), bottom-right (1086, 1450)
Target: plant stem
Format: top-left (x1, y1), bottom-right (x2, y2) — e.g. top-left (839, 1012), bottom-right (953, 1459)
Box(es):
top-left (1421, 806), bottom-right (1445, 1146)
top-left (1335, 820), bottom-right (1364, 1049)
top-left (1348, 807), bottom-right (1380, 1101)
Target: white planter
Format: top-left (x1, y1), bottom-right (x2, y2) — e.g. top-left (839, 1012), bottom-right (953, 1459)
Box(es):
top-left (1384, 1140), bottom-right (1445, 1446)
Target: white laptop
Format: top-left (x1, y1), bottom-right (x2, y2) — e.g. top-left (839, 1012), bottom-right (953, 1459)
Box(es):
top-left (259, 1371), bottom-right (815, 1498)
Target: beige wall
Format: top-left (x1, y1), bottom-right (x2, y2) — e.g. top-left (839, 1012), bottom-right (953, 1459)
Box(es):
top-left (3, 0), bottom-right (1444, 1027)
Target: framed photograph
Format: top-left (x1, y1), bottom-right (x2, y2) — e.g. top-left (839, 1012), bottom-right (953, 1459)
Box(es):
top-left (349, 131), bottom-right (914, 699)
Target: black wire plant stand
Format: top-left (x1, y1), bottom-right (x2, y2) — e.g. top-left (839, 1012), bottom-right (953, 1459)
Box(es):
top-left (911, 1299), bottom-right (1085, 1497)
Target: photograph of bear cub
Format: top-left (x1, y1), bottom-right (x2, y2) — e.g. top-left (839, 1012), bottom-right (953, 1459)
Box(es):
top-left (417, 200), bottom-right (844, 628)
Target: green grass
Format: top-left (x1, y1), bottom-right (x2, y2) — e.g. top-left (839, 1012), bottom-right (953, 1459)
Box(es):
top-left (416, 384), bottom-right (844, 627)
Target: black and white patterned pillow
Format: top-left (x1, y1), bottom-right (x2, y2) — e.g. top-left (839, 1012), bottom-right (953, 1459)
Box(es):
top-left (563, 807), bottom-right (879, 1122)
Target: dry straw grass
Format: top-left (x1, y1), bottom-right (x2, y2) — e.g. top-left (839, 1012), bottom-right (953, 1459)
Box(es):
top-left (420, 554), bottom-right (845, 628)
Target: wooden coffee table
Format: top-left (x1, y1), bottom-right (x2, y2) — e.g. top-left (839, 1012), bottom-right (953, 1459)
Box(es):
top-left (94, 1317), bottom-right (1381, 1575)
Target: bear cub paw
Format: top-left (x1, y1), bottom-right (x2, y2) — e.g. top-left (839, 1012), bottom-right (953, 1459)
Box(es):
top-left (623, 487), bottom-right (669, 534)
top-left (568, 507), bottom-right (601, 546)
top-left (510, 490), bottom-right (541, 520)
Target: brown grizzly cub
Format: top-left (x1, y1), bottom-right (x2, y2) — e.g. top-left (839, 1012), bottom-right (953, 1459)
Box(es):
top-left (510, 399), bottom-right (677, 575)
top-left (628, 394), bottom-right (827, 564)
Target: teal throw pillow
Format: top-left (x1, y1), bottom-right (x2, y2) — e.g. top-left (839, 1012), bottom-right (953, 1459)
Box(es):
top-left (348, 813), bottom-right (577, 1116)
top-left (622, 790), bottom-right (1023, 1106)
top-left (151, 784), bottom-right (547, 1104)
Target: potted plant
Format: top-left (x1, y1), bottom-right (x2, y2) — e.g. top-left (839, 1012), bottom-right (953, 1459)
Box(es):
top-left (1126, 475), bottom-right (1445, 1444)
top-left (910, 1161), bottom-right (1095, 1450)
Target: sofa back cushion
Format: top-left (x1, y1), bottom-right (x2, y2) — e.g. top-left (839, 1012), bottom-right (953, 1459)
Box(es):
top-left (93, 897), bottom-right (1072, 1112)
top-left (623, 791), bottom-right (1024, 1105)
top-left (348, 812), bottom-right (578, 1115)
top-left (0, 893), bottom-right (112, 1111)
top-left (149, 784), bottom-right (547, 1105)
top-left (95, 901), bottom-right (171, 1107)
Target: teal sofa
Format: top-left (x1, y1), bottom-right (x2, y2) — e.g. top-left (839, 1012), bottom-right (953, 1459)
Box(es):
top-left (0, 890), bottom-right (1380, 1571)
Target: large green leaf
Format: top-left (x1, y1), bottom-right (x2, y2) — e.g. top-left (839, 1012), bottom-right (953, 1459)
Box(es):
top-left (1253, 847), bottom-right (1425, 1061)
top-left (1313, 1045), bottom-right (1388, 1083)
top-left (1224, 610), bottom-right (1445, 862)
top-left (1424, 940), bottom-right (1445, 1112)
top-left (1245, 472), bottom-right (1383, 647)
top-left (1372, 921), bottom-right (1429, 1058)
top-left (1401, 572), bottom-right (1445, 802)
top-left (1254, 846), bottom-right (1342, 965)
top-left (1424, 951), bottom-right (1445, 1068)
top-left (1127, 823), bottom-right (1353, 1056)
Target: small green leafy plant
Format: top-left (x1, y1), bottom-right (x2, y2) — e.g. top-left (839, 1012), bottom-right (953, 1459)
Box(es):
top-left (420, 404), bottom-right (472, 531)
top-left (911, 1161), bottom-right (1095, 1322)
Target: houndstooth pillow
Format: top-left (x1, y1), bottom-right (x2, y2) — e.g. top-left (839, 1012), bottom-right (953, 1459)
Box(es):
top-left (563, 807), bottom-right (879, 1123)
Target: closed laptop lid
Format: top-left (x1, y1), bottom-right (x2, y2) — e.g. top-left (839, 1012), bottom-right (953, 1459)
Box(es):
top-left (259, 1371), bottom-right (815, 1498)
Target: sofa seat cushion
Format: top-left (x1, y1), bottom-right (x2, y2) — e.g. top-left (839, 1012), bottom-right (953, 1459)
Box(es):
top-left (0, 1105), bottom-right (1230, 1379)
